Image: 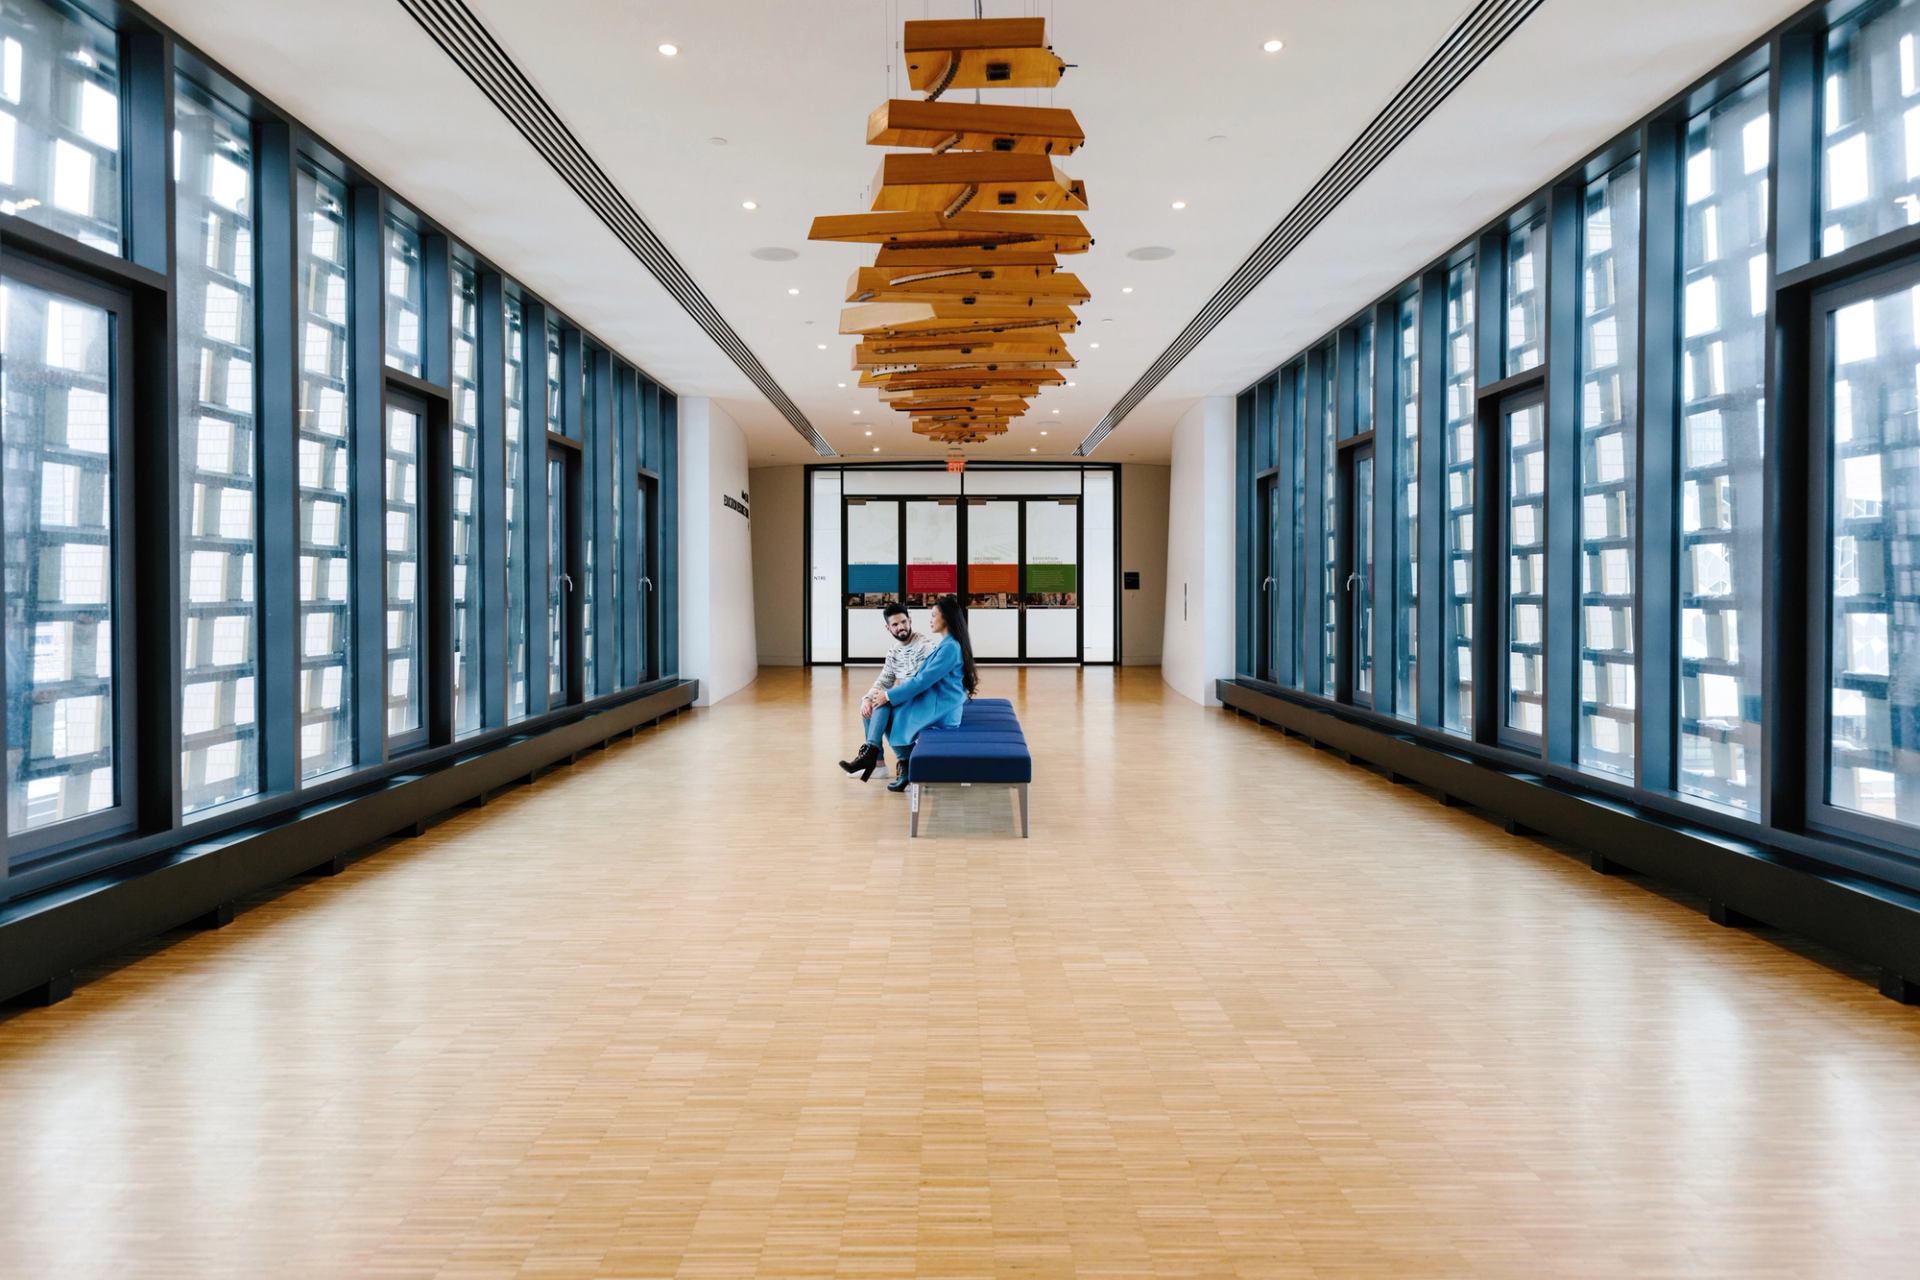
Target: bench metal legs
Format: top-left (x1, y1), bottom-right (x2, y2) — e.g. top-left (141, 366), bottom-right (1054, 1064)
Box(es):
top-left (906, 783), bottom-right (1031, 838)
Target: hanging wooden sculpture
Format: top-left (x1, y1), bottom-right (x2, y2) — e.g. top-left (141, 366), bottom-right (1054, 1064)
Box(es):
top-left (809, 13), bottom-right (1086, 450)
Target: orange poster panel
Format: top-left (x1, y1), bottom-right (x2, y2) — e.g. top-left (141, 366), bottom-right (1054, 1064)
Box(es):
top-left (968, 564), bottom-right (1019, 593)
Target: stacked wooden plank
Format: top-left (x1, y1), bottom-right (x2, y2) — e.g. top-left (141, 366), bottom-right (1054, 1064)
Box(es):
top-left (808, 17), bottom-right (1086, 446)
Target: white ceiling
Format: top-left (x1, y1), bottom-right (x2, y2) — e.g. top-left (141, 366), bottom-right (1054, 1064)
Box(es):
top-left (146, 0), bottom-right (1804, 467)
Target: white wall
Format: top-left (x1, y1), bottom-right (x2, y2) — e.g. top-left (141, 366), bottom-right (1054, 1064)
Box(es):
top-left (749, 464), bottom-right (805, 666)
top-left (677, 398), bottom-right (759, 705)
top-left (1161, 397), bottom-right (1237, 705)
top-left (1120, 463), bottom-right (1169, 666)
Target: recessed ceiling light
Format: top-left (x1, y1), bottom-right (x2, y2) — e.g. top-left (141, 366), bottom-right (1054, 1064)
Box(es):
top-left (1090, 342), bottom-right (1100, 349)
top-left (1263, 38), bottom-right (1284, 53)
top-left (658, 43), bottom-right (679, 56)
top-left (853, 409), bottom-right (861, 414)
top-left (750, 246), bottom-right (797, 261)
top-left (741, 200), bottom-right (758, 210)
top-left (1171, 200), bottom-right (1187, 210)
top-left (1030, 447), bottom-right (1038, 453)
top-left (817, 343), bottom-right (827, 350)
top-left (1127, 245), bottom-right (1176, 261)
top-left (1052, 409), bottom-right (1060, 414)
top-left (708, 136), bottom-right (728, 146)
top-left (873, 446), bottom-right (881, 452)
top-left (1122, 286), bottom-right (1133, 293)
top-left (837, 382), bottom-right (847, 388)
top-left (865, 430), bottom-right (872, 436)
top-left (1066, 381), bottom-right (1076, 387)
top-left (787, 287), bottom-right (800, 295)
top-left (1041, 430), bottom-right (1049, 436)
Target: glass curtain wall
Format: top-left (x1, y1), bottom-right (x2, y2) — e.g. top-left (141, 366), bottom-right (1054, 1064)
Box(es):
top-left (0, 0), bottom-right (681, 900)
top-left (1226, 0), bottom-right (1920, 891)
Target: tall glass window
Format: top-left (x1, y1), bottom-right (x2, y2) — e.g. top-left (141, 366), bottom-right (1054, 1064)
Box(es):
top-left (175, 83), bottom-right (258, 813)
top-left (1821, 0), bottom-right (1920, 255)
top-left (1504, 400), bottom-right (1547, 736)
top-left (1443, 259), bottom-right (1477, 735)
top-left (545, 318), bottom-right (564, 434)
top-left (1578, 158), bottom-right (1641, 778)
top-left (450, 259), bottom-right (481, 738)
top-left (1290, 362), bottom-right (1308, 690)
top-left (580, 343), bottom-right (598, 691)
top-left (1823, 282), bottom-right (1920, 829)
top-left (1353, 315), bottom-right (1375, 436)
top-left (383, 211), bottom-right (424, 377)
top-left (1396, 294), bottom-right (1420, 721)
top-left (384, 402), bottom-right (423, 740)
top-left (612, 374), bottom-right (626, 689)
top-left (1, 273), bottom-right (124, 839)
top-left (504, 292), bottom-right (530, 721)
top-left (1679, 81), bottom-right (1770, 812)
top-left (0, 0), bottom-right (121, 254)
top-left (1507, 216), bottom-right (1546, 375)
top-left (296, 163), bottom-right (353, 780)
top-left (1320, 344), bottom-right (1338, 693)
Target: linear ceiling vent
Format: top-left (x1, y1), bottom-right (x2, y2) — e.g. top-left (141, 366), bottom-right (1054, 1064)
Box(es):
top-left (397, 0), bottom-right (834, 455)
top-left (1075, 0), bottom-right (1545, 455)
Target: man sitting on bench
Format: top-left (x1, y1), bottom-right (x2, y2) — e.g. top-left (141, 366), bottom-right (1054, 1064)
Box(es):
top-left (838, 602), bottom-right (935, 782)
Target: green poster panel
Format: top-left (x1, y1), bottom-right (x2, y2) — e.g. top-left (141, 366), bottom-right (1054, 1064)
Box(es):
top-left (1025, 564), bottom-right (1077, 593)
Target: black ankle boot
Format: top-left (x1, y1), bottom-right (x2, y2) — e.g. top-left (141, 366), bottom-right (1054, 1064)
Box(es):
top-left (886, 745), bottom-right (914, 792)
top-left (839, 742), bottom-right (883, 781)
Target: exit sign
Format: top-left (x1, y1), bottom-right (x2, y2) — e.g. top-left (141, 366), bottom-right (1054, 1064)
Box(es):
top-left (946, 457), bottom-right (965, 473)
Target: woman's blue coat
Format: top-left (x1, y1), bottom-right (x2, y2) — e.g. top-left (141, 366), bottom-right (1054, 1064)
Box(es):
top-left (885, 635), bottom-right (967, 748)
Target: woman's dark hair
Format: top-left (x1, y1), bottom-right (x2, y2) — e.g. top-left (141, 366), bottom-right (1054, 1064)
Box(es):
top-left (881, 601), bottom-right (910, 620)
top-left (932, 595), bottom-right (978, 697)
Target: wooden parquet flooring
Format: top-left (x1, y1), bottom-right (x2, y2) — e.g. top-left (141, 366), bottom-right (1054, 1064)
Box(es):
top-left (3, 665), bottom-right (1919, 1278)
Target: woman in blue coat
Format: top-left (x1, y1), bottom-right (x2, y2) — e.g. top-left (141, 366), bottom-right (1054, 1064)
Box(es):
top-left (872, 594), bottom-right (978, 792)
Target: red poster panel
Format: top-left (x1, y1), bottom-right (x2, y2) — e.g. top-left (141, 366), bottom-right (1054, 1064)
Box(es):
top-left (906, 563), bottom-right (957, 593)
top-left (967, 563), bottom-right (1019, 593)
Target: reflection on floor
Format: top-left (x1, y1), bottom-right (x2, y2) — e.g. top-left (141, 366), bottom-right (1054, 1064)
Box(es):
top-left (3, 665), bottom-right (1919, 1277)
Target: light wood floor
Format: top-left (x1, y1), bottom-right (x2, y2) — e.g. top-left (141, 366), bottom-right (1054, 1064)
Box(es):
top-left (4, 666), bottom-right (1920, 1278)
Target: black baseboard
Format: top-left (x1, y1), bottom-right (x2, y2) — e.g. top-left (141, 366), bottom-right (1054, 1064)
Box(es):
top-left (1, 680), bottom-right (697, 1007)
top-left (1217, 679), bottom-right (1920, 1004)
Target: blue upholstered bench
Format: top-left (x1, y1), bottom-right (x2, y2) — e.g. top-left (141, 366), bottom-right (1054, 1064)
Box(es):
top-left (906, 697), bottom-right (1032, 838)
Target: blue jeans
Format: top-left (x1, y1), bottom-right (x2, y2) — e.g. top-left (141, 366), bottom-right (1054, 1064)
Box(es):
top-left (862, 702), bottom-right (893, 749)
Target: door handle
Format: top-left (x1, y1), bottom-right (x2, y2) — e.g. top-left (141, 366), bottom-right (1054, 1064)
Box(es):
top-left (1261, 576), bottom-right (1275, 590)
top-left (1345, 572), bottom-right (1361, 591)
top-left (640, 576), bottom-right (653, 591)
top-left (559, 572), bottom-right (574, 591)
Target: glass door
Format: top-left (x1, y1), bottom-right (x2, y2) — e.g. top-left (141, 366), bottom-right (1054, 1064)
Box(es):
top-left (844, 498), bottom-right (901, 661)
top-left (1500, 394), bottom-right (1547, 746)
top-left (634, 475), bottom-right (656, 683)
top-left (1256, 476), bottom-right (1279, 683)
top-left (1348, 445), bottom-right (1375, 707)
top-left (383, 395), bottom-right (426, 752)
top-left (1022, 497), bottom-right (1080, 659)
top-left (966, 498), bottom-right (1021, 659)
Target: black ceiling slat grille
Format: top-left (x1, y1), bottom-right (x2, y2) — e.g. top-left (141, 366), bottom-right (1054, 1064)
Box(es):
top-left (1075, 0), bottom-right (1546, 456)
top-left (397, 0), bottom-right (835, 456)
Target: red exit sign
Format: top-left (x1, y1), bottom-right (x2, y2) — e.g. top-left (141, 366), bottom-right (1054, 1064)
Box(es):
top-left (946, 456), bottom-right (966, 473)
